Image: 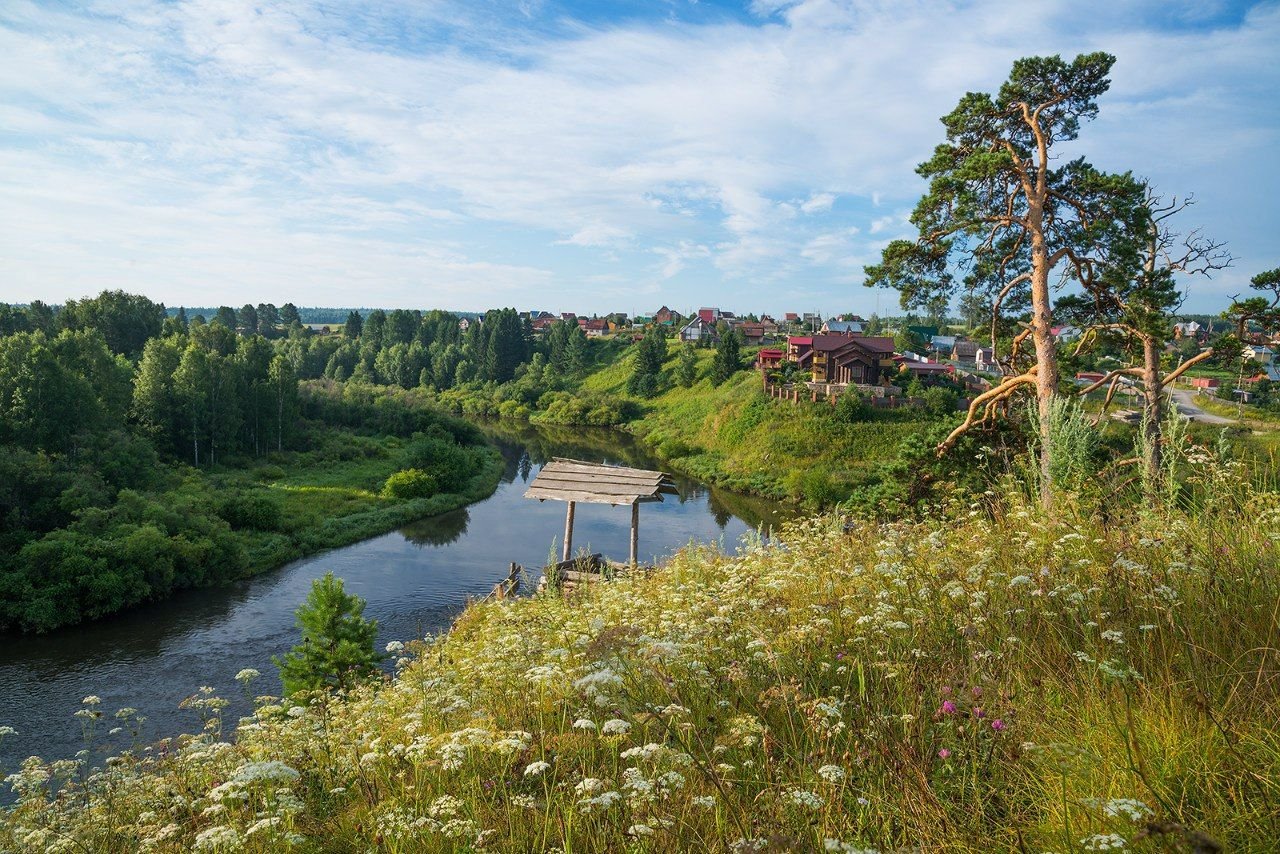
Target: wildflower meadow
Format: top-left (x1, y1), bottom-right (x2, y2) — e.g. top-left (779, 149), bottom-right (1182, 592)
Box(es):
top-left (3, 452), bottom-right (1279, 852)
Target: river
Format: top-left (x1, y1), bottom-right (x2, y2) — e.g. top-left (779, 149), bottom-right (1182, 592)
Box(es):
top-left (0, 423), bottom-right (786, 776)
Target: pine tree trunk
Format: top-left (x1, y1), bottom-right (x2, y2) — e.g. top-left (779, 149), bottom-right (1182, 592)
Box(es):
top-left (1029, 217), bottom-right (1059, 512)
top-left (1141, 335), bottom-right (1163, 487)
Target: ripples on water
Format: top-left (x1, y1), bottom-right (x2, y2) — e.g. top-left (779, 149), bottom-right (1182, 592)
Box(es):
top-left (0, 425), bottom-right (787, 773)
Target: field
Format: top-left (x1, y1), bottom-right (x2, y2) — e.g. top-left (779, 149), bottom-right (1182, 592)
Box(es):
top-left (6, 459), bottom-right (1278, 852)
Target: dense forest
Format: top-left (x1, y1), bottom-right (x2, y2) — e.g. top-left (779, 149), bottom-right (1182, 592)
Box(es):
top-left (0, 292), bottom-right (497, 633)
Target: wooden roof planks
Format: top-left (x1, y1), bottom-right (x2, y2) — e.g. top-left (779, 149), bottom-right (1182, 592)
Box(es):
top-left (524, 458), bottom-right (677, 506)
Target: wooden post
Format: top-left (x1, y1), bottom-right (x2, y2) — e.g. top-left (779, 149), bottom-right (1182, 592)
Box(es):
top-left (562, 500), bottom-right (576, 562)
top-left (629, 500), bottom-right (639, 568)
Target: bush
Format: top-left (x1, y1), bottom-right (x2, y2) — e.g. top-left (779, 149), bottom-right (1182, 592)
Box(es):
top-left (921, 386), bottom-right (959, 418)
top-left (219, 492), bottom-right (283, 531)
top-left (403, 432), bottom-right (479, 493)
top-left (833, 390), bottom-right (870, 422)
top-left (382, 468), bottom-right (438, 499)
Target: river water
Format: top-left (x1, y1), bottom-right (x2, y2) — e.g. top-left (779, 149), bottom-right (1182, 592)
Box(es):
top-left (0, 423), bottom-right (784, 775)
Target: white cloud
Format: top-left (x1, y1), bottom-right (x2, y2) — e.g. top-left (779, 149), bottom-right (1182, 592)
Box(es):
top-left (800, 192), bottom-right (836, 214)
top-left (868, 215), bottom-right (897, 235)
top-left (0, 0), bottom-right (1275, 312)
top-left (556, 224), bottom-right (633, 248)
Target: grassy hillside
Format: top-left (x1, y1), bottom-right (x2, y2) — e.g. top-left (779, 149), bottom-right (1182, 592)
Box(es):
top-left (580, 346), bottom-right (939, 506)
top-left (5, 474), bottom-right (1278, 851)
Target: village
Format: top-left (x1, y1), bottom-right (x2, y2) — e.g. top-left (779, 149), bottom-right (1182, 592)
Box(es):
top-left (492, 305), bottom-right (1279, 409)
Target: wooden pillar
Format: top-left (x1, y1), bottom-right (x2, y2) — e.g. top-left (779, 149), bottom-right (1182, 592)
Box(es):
top-left (629, 500), bottom-right (639, 568)
top-left (562, 500), bottom-right (576, 562)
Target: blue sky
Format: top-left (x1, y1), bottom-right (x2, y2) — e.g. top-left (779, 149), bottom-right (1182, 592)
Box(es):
top-left (1, 0), bottom-right (1276, 316)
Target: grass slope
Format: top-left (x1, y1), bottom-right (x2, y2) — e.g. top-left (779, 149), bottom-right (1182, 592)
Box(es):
top-left (582, 346), bottom-right (931, 505)
top-left (5, 481), bottom-right (1278, 852)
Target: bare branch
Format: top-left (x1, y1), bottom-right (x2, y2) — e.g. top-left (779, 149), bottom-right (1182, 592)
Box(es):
top-left (1162, 348), bottom-right (1215, 385)
top-left (1076, 367), bottom-right (1143, 397)
top-left (937, 367), bottom-right (1038, 455)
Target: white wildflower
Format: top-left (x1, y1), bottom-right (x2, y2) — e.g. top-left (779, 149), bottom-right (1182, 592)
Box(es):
top-left (784, 789), bottom-right (823, 810)
top-left (524, 761), bottom-right (551, 777)
top-left (601, 718), bottom-right (631, 736)
top-left (817, 764), bottom-right (846, 784)
top-left (1080, 833), bottom-right (1126, 850)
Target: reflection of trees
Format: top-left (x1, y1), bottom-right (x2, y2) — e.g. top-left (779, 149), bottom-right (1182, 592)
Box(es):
top-left (3, 578), bottom-right (254, 681)
top-left (478, 419), bottom-right (796, 533)
top-left (479, 421), bottom-right (659, 468)
top-left (400, 508), bottom-right (470, 547)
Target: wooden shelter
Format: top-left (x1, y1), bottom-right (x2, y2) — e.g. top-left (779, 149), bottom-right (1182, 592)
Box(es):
top-left (524, 458), bottom-right (677, 567)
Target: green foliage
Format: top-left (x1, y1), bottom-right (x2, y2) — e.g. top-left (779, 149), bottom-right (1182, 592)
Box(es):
top-left (59, 290), bottom-right (166, 360)
top-left (219, 492), bottom-right (283, 531)
top-left (535, 391), bottom-right (636, 426)
top-left (675, 342), bottom-right (698, 387)
top-left (921, 386), bottom-right (959, 417)
top-left (710, 329), bottom-right (742, 385)
top-left (274, 572), bottom-right (384, 696)
top-left (382, 468), bottom-right (438, 499)
top-left (626, 327), bottom-right (669, 398)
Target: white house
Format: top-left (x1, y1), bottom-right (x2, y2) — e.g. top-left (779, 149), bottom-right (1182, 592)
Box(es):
top-left (679, 316), bottom-right (715, 343)
top-left (1245, 345), bottom-right (1275, 366)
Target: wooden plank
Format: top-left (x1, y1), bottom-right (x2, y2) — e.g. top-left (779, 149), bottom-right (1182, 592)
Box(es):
top-left (525, 487), bottom-right (657, 505)
top-left (541, 460), bottom-right (667, 478)
top-left (546, 459), bottom-right (672, 480)
top-left (532, 477), bottom-right (662, 496)
top-left (535, 469), bottom-right (665, 487)
top-left (535, 473), bottom-right (664, 491)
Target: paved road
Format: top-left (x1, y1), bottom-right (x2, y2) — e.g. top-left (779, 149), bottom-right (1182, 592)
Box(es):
top-left (1169, 388), bottom-right (1237, 425)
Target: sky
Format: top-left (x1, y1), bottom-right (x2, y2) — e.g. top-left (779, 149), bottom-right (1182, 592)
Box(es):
top-left (1, 0), bottom-right (1277, 317)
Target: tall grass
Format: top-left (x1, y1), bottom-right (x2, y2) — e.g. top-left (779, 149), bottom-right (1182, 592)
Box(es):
top-left (4, 461), bottom-right (1278, 851)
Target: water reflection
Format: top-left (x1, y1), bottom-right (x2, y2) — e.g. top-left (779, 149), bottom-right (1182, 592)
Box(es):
top-left (0, 425), bottom-right (790, 779)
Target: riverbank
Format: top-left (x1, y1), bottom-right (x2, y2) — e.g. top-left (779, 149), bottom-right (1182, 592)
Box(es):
top-left (0, 416), bottom-right (504, 634)
top-left (199, 424), bottom-right (506, 582)
top-left (0, 426), bottom-right (777, 780)
top-left (7, 471), bottom-right (1277, 851)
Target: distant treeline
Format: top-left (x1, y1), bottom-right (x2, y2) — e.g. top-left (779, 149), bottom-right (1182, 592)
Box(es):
top-left (0, 290), bottom-right (497, 632)
top-left (165, 305), bottom-right (483, 327)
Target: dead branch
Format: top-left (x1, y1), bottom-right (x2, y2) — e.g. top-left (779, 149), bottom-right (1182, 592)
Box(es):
top-left (1162, 347), bottom-right (1215, 385)
top-left (1076, 367), bottom-right (1143, 397)
top-left (937, 366), bottom-right (1038, 455)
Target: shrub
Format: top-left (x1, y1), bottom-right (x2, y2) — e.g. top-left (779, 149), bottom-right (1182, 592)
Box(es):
top-left (382, 468), bottom-right (438, 499)
top-left (218, 492), bottom-right (283, 531)
top-left (921, 386), bottom-right (959, 418)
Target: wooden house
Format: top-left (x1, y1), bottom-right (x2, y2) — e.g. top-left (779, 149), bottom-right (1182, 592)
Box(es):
top-left (953, 340), bottom-right (979, 364)
top-left (756, 348), bottom-right (784, 369)
top-left (810, 335), bottom-right (897, 384)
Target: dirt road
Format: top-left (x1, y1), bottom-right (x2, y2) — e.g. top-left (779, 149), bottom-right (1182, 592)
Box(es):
top-left (1169, 389), bottom-right (1237, 425)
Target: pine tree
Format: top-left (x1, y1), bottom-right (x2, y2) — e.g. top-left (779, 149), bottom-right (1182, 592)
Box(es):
top-left (675, 342), bottom-right (698, 387)
top-left (274, 572), bottom-right (384, 696)
top-left (711, 329), bottom-right (742, 386)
